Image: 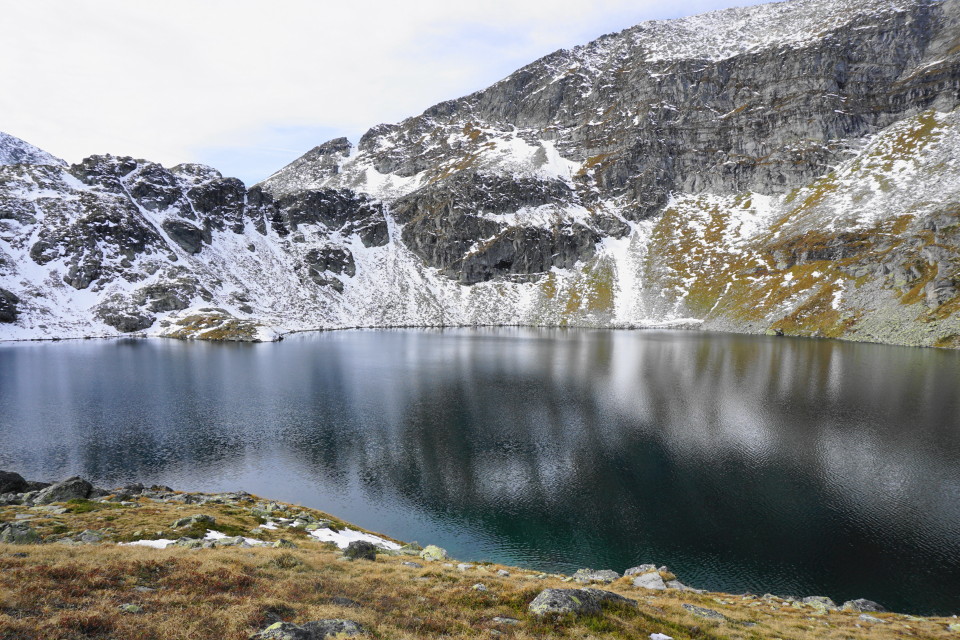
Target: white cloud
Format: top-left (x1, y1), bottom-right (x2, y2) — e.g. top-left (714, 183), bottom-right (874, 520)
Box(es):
top-left (0, 0), bottom-right (775, 183)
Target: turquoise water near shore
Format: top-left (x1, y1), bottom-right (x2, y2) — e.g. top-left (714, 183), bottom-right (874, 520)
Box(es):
top-left (2, 329), bottom-right (959, 614)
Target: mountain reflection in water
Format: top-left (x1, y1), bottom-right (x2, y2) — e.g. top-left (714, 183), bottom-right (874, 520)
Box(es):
top-left (1, 329), bottom-right (959, 614)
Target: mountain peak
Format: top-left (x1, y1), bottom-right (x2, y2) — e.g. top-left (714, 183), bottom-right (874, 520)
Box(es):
top-left (0, 132), bottom-right (66, 167)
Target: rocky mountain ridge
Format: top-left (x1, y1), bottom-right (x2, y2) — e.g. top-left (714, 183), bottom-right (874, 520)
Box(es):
top-left (2, 0), bottom-right (960, 345)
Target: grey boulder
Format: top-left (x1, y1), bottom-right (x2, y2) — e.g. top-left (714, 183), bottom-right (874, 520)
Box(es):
top-left (0, 521), bottom-right (40, 544)
top-left (632, 572), bottom-right (667, 590)
top-left (33, 477), bottom-right (92, 504)
top-left (528, 588), bottom-right (637, 616)
top-left (842, 598), bottom-right (886, 613)
top-left (573, 568), bottom-right (620, 584)
top-left (0, 471), bottom-right (28, 495)
top-left (343, 540), bottom-right (377, 561)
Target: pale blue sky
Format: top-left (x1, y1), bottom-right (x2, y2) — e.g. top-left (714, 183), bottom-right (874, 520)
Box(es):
top-left (2, 0), bottom-right (777, 185)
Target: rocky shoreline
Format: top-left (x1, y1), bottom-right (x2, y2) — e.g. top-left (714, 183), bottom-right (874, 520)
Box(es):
top-left (2, 471), bottom-right (958, 640)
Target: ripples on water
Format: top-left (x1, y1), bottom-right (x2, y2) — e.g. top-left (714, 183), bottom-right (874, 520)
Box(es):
top-left (1, 329), bottom-right (959, 614)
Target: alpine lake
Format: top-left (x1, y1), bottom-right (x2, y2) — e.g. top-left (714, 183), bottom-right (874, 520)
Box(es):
top-left (1, 328), bottom-right (958, 615)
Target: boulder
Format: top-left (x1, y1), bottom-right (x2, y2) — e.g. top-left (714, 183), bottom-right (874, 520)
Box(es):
top-left (802, 595), bottom-right (837, 611)
top-left (343, 540), bottom-right (377, 561)
top-left (0, 471), bottom-right (28, 495)
top-left (33, 477), bottom-right (92, 504)
top-left (573, 568), bottom-right (620, 584)
top-left (419, 544), bottom-right (448, 561)
top-left (0, 522), bottom-right (40, 544)
top-left (528, 588), bottom-right (637, 617)
top-left (250, 619), bottom-right (365, 640)
top-left (633, 572), bottom-right (667, 590)
top-left (842, 598), bottom-right (886, 613)
top-left (401, 561), bottom-right (423, 568)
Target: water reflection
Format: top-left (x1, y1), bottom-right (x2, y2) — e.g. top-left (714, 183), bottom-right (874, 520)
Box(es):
top-left (1, 329), bottom-right (958, 613)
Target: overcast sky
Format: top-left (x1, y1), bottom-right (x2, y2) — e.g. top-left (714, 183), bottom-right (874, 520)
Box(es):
top-left (2, 0), bottom-right (776, 185)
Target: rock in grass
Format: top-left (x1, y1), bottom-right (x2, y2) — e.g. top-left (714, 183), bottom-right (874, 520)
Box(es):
top-left (250, 619), bottom-right (364, 640)
top-left (632, 572), bottom-right (667, 590)
top-left (119, 603), bottom-right (144, 614)
top-left (171, 514), bottom-right (216, 528)
top-left (33, 477), bottom-right (92, 504)
top-left (681, 604), bottom-right (726, 620)
top-left (419, 544), bottom-right (448, 561)
top-left (859, 614), bottom-right (887, 623)
top-left (272, 539), bottom-right (298, 549)
top-left (0, 471), bottom-right (27, 495)
top-left (573, 568), bottom-right (620, 584)
top-left (0, 522), bottom-right (40, 544)
top-left (401, 561), bottom-right (423, 568)
top-left (842, 598), bottom-right (886, 613)
top-left (528, 588), bottom-right (637, 616)
top-left (343, 540), bottom-right (377, 561)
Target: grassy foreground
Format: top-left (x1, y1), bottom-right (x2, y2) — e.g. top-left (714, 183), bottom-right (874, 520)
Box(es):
top-left (0, 493), bottom-right (957, 640)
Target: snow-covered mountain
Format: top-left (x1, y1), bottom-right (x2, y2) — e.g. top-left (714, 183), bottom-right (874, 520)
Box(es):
top-left (2, 0), bottom-right (960, 345)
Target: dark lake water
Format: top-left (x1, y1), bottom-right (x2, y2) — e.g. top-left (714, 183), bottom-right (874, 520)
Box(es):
top-left (1, 329), bottom-right (959, 614)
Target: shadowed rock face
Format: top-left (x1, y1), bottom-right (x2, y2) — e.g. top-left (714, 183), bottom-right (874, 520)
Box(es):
top-left (258, 0), bottom-right (960, 285)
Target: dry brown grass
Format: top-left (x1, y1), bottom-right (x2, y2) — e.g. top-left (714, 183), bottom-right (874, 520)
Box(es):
top-left (0, 496), bottom-right (956, 640)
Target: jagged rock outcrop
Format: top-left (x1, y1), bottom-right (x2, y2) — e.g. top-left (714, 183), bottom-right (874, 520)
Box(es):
top-left (1, 0), bottom-right (960, 346)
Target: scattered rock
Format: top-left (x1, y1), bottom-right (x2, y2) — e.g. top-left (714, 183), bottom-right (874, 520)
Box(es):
top-left (212, 536), bottom-right (249, 548)
top-left (472, 583), bottom-right (488, 592)
top-left (33, 477), bottom-right (92, 504)
top-left (528, 588), bottom-right (637, 617)
top-left (419, 544), bottom-right (448, 561)
top-left (343, 540), bottom-right (377, 561)
top-left (859, 614), bottom-right (887, 624)
top-left (0, 522), bottom-right (40, 544)
top-left (457, 563), bottom-right (474, 571)
top-left (250, 619), bottom-right (365, 640)
top-left (650, 634), bottom-right (674, 640)
top-left (842, 598), bottom-right (886, 613)
top-left (948, 622), bottom-right (960, 632)
top-left (119, 603), bottom-right (144, 614)
top-left (573, 568), bottom-right (620, 584)
top-left (633, 572), bottom-right (667, 590)
top-left (624, 564), bottom-right (658, 576)
top-left (496, 569), bottom-right (510, 577)
top-left (0, 471), bottom-right (28, 495)
top-left (401, 561), bottom-right (423, 568)
top-left (29, 505), bottom-right (67, 515)
top-left (681, 604), bottom-right (726, 621)
top-left (491, 616), bottom-right (520, 625)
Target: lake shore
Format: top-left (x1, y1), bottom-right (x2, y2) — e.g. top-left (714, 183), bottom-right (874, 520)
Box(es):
top-left (2, 472), bottom-right (958, 640)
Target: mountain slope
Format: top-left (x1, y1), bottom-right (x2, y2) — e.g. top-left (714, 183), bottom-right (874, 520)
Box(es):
top-left (2, 0), bottom-right (960, 345)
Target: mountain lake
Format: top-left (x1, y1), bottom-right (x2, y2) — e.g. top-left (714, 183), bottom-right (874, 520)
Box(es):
top-left (1, 328), bottom-right (958, 614)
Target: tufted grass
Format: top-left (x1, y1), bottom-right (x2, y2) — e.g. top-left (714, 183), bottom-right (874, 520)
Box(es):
top-left (0, 495), bottom-right (957, 640)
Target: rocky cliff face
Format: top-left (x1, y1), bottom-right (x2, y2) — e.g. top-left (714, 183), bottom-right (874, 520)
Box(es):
top-left (2, 0), bottom-right (960, 345)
